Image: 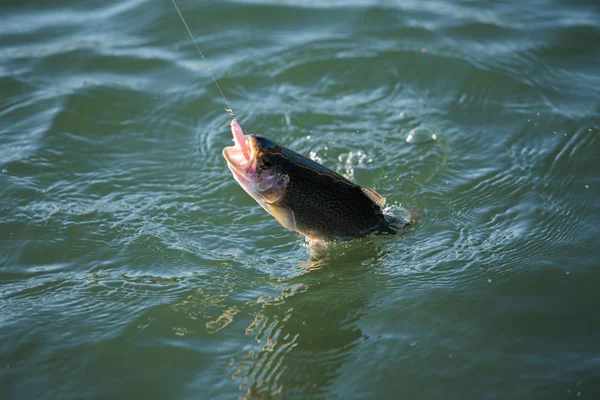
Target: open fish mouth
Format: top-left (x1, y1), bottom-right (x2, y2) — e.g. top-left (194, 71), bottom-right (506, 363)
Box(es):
top-left (222, 119), bottom-right (257, 181)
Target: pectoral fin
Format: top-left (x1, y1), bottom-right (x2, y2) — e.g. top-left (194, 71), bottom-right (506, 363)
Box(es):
top-left (266, 204), bottom-right (297, 232)
top-left (361, 186), bottom-right (386, 207)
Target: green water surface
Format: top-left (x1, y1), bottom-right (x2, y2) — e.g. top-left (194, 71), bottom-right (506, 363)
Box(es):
top-left (1, 0), bottom-right (599, 399)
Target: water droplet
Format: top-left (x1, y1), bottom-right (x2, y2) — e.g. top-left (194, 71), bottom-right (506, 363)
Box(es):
top-left (585, 185), bottom-right (589, 188)
top-left (1, 169), bottom-right (7, 174)
top-left (306, 135), bottom-right (311, 140)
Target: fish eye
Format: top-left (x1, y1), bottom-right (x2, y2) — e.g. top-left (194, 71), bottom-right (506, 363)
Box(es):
top-left (261, 157), bottom-right (272, 168)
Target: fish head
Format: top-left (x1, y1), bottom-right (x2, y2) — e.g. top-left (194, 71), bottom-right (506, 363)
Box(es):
top-left (222, 120), bottom-right (290, 206)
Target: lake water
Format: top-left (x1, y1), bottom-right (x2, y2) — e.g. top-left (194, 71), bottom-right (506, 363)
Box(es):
top-left (1, 0), bottom-right (599, 399)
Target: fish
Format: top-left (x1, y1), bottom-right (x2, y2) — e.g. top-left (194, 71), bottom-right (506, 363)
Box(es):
top-left (223, 119), bottom-right (414, 244)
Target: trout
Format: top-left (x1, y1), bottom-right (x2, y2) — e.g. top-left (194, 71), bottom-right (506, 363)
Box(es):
top-left (223, 119), bottom-right (412, 243)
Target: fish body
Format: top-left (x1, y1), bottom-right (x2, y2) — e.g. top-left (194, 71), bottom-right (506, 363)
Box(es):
top-left (223, 120), bottom-right (410, 242)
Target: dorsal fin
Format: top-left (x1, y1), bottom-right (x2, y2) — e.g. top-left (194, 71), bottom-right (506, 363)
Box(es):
top-left (361, 186), bottom-right (386, 207)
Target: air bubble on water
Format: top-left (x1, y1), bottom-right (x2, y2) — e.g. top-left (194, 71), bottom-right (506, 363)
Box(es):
top-left (585, 185), bottom-right (589, 188)
top-left (1, 169), bottom-right (7, 174)
top-left (406, 128), bottom-right (437, 144)
top-left (306, 135), bottom-right (311, 140)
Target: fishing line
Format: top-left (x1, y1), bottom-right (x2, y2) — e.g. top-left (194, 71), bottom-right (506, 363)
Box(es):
top-left (171, 0), bottom-right (235, 117)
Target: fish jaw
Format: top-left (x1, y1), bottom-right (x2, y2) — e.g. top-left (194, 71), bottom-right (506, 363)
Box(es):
top-left (223, 119), bottom-right (256, 184)
top-left (230, 119), bottom-right (250, 161)
top-left (223, 121), bottom-right (293, 231)
top-left (222, 121), bottom-right (275, 201)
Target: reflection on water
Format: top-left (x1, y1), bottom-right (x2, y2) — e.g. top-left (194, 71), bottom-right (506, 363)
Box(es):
top-left (233, 241), bottom-right (385, 398)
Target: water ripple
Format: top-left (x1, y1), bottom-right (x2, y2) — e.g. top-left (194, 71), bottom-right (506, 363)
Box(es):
top-left (1, 0), bottom-right (599, 398)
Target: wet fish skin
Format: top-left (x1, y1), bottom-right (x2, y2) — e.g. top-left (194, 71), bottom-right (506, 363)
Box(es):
top-left (222, 119), bottom-right (411, 242)
top-left (250, 135), bottom-right (400, 241)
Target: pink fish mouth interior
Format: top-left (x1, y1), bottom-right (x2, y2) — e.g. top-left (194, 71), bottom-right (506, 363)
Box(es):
top-left (222, 119), bottom-right (256, 180)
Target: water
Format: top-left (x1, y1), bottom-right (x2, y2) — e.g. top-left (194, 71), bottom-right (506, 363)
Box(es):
top-left (1, 0), bottom-right (599, 398)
